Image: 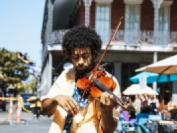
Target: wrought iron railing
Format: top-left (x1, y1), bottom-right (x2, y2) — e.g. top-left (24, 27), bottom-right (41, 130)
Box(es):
top-left (48, 30), bottom-right (68, 46)
top-left (47, 29), bottom-right (177, 46)
top-left (169, 32), bottom-right (177, 46)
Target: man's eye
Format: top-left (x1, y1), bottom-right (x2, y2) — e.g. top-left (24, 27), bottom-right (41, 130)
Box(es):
top-left (83, 54), bottom-right (90, 58)
top-left (72, 55), bottom-right (79, 59)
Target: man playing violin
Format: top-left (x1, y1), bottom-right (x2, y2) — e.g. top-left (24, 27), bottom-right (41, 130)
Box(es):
top-left (41, 25), bottom-right (121, 133)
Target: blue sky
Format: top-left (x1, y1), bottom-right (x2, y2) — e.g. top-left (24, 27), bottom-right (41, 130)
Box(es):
top-left (0, 0), bottom-right (45, 72)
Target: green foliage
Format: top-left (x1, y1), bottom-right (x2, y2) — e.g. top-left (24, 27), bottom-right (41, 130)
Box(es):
top-left (26, 79), bottom-right (37, 94)
top-left (0, 48), bottom-right (30, 92)
top-left (17, 79), bottom-right (37, 94)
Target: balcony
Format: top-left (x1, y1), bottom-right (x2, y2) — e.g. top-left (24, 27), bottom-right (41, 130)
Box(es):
top-left (47, 29), bottom-right (177, 48)
top-left (112, 30), bottom-right (177, 46)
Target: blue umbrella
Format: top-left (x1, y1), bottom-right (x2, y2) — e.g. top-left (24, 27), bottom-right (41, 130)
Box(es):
top-left (129, 71), bottom-right (177, 84)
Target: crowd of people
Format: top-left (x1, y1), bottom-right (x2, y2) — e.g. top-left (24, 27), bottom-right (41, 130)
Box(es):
top-left (119, 94), bottom-right (177, 127)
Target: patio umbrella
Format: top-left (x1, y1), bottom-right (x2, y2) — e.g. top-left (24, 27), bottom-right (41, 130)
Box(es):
top-left (123, 84), bottom-right (141, 95)
top-left (136, 54), bottom-right (177, 74)
top-left (123, 84), bottom-right (158, 95)
top-left (140, 86), bottom-right (158, 95)
top-left (123, 84), bottom-right (142, 95)
top-left (129, 71), bottom-right (177, 84)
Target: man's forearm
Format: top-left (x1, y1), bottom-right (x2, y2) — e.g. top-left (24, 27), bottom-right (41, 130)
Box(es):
top-left (41, 98), bottom-right (57, 116)
top-left (101, 111), bottom-right (118, 133)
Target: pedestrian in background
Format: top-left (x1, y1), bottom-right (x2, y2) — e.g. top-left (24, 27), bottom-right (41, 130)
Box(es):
top-left (132, 95), bottom-right (141, 114)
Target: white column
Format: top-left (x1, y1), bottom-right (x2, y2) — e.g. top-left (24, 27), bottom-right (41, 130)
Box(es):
top-left (153, 51), bottom-right (158, 62)
top-left (153, 52), bottom-right (158, 90)
top-left (160, 1), bottom-right (173, 45)
top-left (172, 81), bottom-right (177, 104)
top-left (114, 62), bottom-right (122, 87)
top-left (151, 0), bottom-right (164, 45)
top-left (83, 0), bottom-right (93, 27)
top-left (48, 52), bottom-right (53, 92)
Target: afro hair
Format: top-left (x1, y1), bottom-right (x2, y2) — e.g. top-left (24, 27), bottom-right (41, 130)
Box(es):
top-left (62, 25), bottom-right (102, 59)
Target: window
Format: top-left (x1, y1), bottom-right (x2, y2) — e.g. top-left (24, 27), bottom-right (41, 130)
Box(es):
top-left (124, 4), bottom-right (140, 45)
top-left (95, 4), bottom-right (111, 44)
top-left (159, 5), bottom-right (170, 45)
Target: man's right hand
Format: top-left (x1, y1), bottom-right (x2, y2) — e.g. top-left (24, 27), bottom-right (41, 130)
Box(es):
top-left (54, 95), bottom-right (80, 116)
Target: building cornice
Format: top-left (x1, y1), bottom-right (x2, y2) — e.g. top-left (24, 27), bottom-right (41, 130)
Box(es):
top-left (94, 0), bottom-right (113, 4)
top-left (124, 0), bottom-right (143, 4)
top-left (47, 43), bottom-right (176, 52)
top-left (162, 0), bottom-right (173, 6)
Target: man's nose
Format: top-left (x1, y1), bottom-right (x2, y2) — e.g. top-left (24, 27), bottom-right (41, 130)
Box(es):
top-left (78, 57), bottom-right (84, 66)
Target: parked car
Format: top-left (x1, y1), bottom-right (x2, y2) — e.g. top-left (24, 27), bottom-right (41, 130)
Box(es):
top-left (0, 89), bottom-right (6, 111)
top-left (21, 93), bottom-right (34, 109)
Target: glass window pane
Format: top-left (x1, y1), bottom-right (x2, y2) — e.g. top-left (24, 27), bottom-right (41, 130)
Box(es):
top-left (105, 21), bottom-right (109, 29)
top-left (95, 4), bottom-right (111, 44)
top-left (159, 6), bottom-right (170, 31)
top-left (95, 4), bottom-right (110, 29)
top-left (105, 11), bottom-right (109, 21)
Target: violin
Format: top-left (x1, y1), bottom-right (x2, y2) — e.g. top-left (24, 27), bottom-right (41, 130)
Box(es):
top-left (77, 63), bottom-right (128, 110)
top-left (75, 17), bottom-right (128, 110)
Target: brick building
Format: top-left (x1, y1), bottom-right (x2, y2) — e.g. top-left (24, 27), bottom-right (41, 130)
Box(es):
top-left (40, 0), bottom-right (177, 102)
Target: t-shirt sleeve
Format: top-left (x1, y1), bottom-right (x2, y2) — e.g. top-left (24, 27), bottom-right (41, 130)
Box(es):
top-left (40, 71), bottom-right (65, 101)
top-left (112, 75), bottom-right (121, 98)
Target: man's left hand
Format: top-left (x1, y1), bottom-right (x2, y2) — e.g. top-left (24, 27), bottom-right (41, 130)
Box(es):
top-left (99, 92), bottom-right (118, 114)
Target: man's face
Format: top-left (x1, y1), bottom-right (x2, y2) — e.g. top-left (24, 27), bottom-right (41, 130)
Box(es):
top-left (71, 47), bottom-right (93, 74)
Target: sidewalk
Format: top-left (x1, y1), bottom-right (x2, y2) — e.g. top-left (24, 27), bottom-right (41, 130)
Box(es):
top-left (0, 111), bottom-right (53, 133)
top-left (0, 103), bottom-right (24, 125)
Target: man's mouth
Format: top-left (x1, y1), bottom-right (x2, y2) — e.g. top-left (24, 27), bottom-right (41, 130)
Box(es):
top-left (76, 67), bottom-right (87, 71)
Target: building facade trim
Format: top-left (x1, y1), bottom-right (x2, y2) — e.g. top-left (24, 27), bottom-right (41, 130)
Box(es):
top-left (83, 0), bottom-right (93, 26)
top-left (162, 1), bottom-right (173, 6)
top-left (94, 0), bottom-right (113, 4)
top-left (124, 0), bottom-right (143, 5)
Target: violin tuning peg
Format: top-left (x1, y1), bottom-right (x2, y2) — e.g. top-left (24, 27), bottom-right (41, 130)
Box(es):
top-left (98, 66), bottom-right (102, 71)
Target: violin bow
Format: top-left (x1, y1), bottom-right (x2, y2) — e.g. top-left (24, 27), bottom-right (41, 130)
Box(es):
top-left (87, 16), bottom-right (123, 88)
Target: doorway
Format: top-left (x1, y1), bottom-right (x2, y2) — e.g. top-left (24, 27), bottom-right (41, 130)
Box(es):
top-left (121, 63), bottom-right (140, 92)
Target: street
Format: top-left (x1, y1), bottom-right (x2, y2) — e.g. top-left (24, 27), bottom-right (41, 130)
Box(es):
top-left (0, 109), bottom-right (53, 133)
